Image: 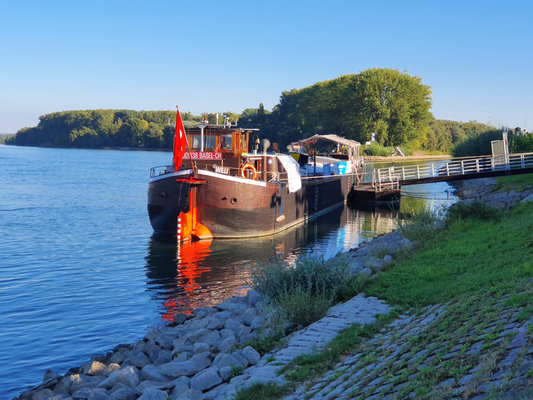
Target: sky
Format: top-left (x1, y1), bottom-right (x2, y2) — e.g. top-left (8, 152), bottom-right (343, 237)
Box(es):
top-left (1, 0), bottom-right (532, 133)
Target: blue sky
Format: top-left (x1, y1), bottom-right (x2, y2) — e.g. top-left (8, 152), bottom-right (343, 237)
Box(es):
top-left (1, 0), bottom-right (532, 133)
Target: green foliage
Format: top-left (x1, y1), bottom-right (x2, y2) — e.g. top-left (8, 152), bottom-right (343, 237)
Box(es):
top-left (451, 129), bottom-right (505, 157)
top-left (424, 119), bottom-right (497, 153)
top-left (277, 68), bottom-right (433, 147)
top-left (241, 330), bottom-right (286, 356)
top-left (396, 205), bottom-right (445, 242)
top-left (336, 274), bottom-right (371, 302)
top-left (276, 285), bottom-right (335, 326)
top-left (365, 201), bottom-right (533, 307)
top-left (234, 382), bottom-right (288, 400)
top-left (510, 133), bottom-right (533, 153)
top-left (248, 256), bottom-right (348, 326)
top-left (445, 201), bottom-right (502, 223)
top-left (248, 256), bottom-right (349, 301)
top-left (363, 142), bottom-right (391, 157)
top-left (229, 364), bottom-right (245, 378)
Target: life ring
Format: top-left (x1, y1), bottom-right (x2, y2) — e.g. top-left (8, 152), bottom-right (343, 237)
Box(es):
top-left (240, 163), bottom-right (257, 180)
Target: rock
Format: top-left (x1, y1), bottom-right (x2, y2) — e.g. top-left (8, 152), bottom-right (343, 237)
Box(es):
top-left (173, 313), bottom-right (191, 325)
top-left (108, 385), bottom-right (138, 400)
top-left (360, 267), bottom-right (373, 275)
top-left (246, 290), bottom-right (261, 307)
top-left (160, 360), bottom-right (205, 378)
top-left (183, 329), bottom-right (210, 344)
top-left (108, 352), bottom-right (125, 364)
top-left (191, 368), bottom-right (223, 391)
top-left (383, 255), bottom-right (392, 263)
top-left (188, 352), bottom-right (212, 370)
top-left (193, 307), bottom-right (218, 319)
top-left (249, 315), bottom-right (264, 331)
top-left (129, 350), bottom-right (151, 369)
top-left (241, 308), bottom-right (257, 327)
top-left (141, 364), bottom-right (169, 382)
top-left (146, 327), bottom-right (175, 349)
top-left (104, 363), bottom-right (121, 377)
top-left (43, 369), bottom-right (61, 381)
top-left (224, 319), bottom-right (243, 331)
top-left (219, 366), bottom-right (233, 382)
top-left (70, 374), bottom-right (107, 393)
top-left (202, 331), bottom-right (223, 348)
top-left (217, 336), bottom-right (238, 352)
top-left (137, 388), bottom-right (169, 400)
top-left (82, 360), bottom-right (107, 376)
top-left (234, 325), bottom-right (252, 339)
top-left (230, 351), bottom-right (250, 367)
top-left (219, 329), bottom-right (236, 340)
top-left (241, 346), bottom-right (261, 365)
top-left (193, 342), bottom-right (210, 353)
top-left (72, 388), bottom-right (94, 399)
top-left (217, 300), bottom-right (248, 312)
top-left (169, 383), bottom-right (190, 398)
top-left (206, 318), bottom-right (225, 330)
top-left (30, 389), bottom-right (53, 400)
top-left (98, 366), bottom-right (140, 390)
top-left (87, 388), bottom-right (109, 400)
top-left (212, 353), bottom-right (241, 369)
top-left (176, 389), bottom-right (203, 400)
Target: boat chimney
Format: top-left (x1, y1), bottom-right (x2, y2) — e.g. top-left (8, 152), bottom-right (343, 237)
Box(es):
top-left (261, 139), bottom-right (271, 154)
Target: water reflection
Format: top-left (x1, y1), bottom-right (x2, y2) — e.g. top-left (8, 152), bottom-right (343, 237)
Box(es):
top-left (144, 204), bottom-right (405, 321)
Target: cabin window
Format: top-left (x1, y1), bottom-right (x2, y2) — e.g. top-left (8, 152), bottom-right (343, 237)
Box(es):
top-left (221, 134), bottom-right (232, 150)
top-left (191, 135), bottom-right (216, 149)
top-left (204, 136), bottom-right (216, 149)
top-left (191, 136), bottom-right (201, 149)
top-left (240, 134), bottom-right (248, 152)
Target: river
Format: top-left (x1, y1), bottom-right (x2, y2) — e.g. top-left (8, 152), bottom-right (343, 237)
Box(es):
top-left (0, 145), bottom-right (455, 398)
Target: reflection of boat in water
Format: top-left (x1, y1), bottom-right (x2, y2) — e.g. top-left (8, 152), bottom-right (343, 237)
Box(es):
top-left (147, 108), bottom-right (364, 240)
top-left (144, 204), bottom-right (381, 321)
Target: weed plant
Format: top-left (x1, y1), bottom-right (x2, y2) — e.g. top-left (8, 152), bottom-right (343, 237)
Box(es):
top-left (445, 201), bottom-right (501, 223)
top-left (248, 256), bottom-right (348, 326)
top-left (395, 205), bottom-right (445, 242)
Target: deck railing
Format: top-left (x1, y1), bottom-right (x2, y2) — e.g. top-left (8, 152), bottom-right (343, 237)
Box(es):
top-left (371, 153), bottom-right (533, 186)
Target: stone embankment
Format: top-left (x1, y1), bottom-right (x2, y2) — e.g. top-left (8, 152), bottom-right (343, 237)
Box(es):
top-left (450, 177), bottom-right (533, 208)
top-left (15, 232), bottom-right (414, 400)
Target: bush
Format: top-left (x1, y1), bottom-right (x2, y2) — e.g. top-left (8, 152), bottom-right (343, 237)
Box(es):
top-left (363, 143), bottom-right (392, 157)
top-left (336, 274), bottom-right (371, 302)
top-left (248, 256), bottom-right (349, 326)
top-left (277, 286), bottom-right (336, 326)
top-left (445, 201), bottom-right (501, 223)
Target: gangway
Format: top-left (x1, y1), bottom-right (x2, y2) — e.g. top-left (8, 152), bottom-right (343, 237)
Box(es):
top-left (371, 152), bottom-right (533, 187)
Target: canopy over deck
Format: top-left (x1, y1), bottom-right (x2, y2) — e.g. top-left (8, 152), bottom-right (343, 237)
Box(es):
top-left (298, 134), bottom-right (361, 149)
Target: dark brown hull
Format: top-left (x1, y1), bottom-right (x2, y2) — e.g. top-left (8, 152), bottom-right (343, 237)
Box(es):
top-left (148, 169), bottom-right (354, 238)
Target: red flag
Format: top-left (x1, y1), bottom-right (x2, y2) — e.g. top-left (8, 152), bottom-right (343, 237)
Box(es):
top-left (173, 106), bottom-right (188, 172)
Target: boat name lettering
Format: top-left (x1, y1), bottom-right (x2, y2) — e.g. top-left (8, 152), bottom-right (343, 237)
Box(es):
top-left (215, 166), bottom-right (230, 174)
top-left (184, 152), bottom-right (223, 160)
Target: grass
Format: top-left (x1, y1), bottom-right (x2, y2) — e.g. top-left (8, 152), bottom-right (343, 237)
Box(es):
top-left (492, 174), bottom-right (533, 193)
top-left (365, 201), bottom-right (533, 307)
top-left (235, 179), bottom-right (533, 398)
top-left (233, 382), bottom-right (289, 400)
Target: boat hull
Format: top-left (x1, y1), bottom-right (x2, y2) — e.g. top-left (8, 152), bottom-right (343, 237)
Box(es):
top-left (147, 170), bottom-right (354, 238)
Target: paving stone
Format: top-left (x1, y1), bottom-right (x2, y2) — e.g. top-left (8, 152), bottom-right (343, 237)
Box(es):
top-left (508, 332), bottom-right (528, 349)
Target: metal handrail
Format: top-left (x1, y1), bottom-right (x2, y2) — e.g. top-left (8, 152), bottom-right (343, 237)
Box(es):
top-left (371, 153), bottom-right (533, 186)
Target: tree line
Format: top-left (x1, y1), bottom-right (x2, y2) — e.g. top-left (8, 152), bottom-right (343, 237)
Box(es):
top-left (5, 68), bottom-right (511, 155)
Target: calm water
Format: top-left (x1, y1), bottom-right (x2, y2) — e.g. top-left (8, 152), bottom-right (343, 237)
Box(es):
top-left (0, 146), bottom-right (454, 398)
